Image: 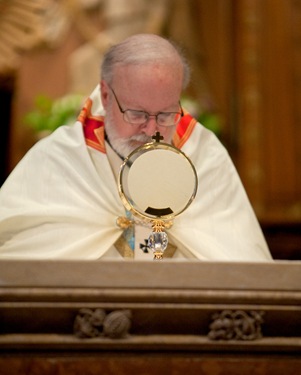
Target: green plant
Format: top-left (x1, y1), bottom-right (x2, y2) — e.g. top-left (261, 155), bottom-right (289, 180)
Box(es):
top-left (181, 96), bottom-right (222, 137)
top-left (24, 93), bottom-right (84, 133)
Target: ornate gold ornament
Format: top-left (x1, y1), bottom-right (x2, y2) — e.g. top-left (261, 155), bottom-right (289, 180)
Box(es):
top-left (117, 132), bottom-right (198, 260)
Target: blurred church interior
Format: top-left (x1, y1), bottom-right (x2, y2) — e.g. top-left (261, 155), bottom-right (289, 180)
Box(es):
top-left (0, 0), bottom-right (300, 259)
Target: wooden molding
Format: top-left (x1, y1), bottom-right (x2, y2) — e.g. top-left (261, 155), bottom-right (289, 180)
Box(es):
top-left (0, 260), bottom-right (300, 354)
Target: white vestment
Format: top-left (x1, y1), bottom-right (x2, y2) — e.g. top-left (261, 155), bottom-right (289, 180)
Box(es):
top-left (0, 86), bottom-right (272, 261)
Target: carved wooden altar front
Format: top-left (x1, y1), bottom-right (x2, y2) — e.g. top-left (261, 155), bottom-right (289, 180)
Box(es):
top-left (0, 260), bottom-right (300, 374)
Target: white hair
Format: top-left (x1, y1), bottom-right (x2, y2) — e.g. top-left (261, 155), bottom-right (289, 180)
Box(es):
top-left (101, 34), bottom-right (190, 89)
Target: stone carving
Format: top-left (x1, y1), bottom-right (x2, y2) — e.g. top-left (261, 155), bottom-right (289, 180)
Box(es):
top-left (73, 308), bottom-right (132, 339)
top-left (208, 310), bottom-right (264, 341)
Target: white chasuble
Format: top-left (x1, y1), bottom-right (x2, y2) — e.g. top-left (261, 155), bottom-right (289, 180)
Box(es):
top-left (0, 85), bottom-right (272, 262)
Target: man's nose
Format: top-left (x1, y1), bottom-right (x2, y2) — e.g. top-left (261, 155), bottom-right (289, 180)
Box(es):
top-left (140, 116), bottom-right (158, 136)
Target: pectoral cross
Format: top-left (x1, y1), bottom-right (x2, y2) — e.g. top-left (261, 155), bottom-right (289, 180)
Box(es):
top-left (152, 131), bottom-right (164, 143)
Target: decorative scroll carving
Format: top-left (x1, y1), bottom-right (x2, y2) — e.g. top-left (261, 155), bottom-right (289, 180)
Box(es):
top-left (73, 308), bottom-right (132, 339)
top-left (0, 0), bottom-right (48, 73)
top-left (208, 310), bottom-right (264, 341)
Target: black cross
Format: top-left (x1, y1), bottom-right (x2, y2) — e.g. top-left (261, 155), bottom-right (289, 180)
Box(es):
top-left (139, 239), bottom-right (150, 253)
top-left (152, 131), bottom-right (164, 143)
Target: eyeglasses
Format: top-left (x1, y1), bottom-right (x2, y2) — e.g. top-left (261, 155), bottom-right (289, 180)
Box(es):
top-left (109, 86), bottom-right (184, 127)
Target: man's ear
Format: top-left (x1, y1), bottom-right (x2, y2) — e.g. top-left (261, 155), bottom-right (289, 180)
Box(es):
top-left (100, 80), bottom-right (109, 109)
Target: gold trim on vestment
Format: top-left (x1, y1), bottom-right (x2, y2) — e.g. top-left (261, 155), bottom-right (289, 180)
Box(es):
top-left (114, 234), bottom-right (177, 259)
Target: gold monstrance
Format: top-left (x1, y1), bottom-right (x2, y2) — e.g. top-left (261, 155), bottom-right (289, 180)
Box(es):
top-left (118, 132), bottom-right (198, 260)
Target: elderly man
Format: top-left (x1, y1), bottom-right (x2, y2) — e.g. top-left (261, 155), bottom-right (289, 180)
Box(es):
top-left (0, 34), bottom-right (272, 261)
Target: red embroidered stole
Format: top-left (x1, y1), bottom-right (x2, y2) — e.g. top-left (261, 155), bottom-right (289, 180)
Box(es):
top-left (78, 97), bottom-right (197, 152)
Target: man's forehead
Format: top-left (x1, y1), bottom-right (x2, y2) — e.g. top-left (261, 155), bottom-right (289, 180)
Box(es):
top-left (114, 61), bottom-right (182, 81)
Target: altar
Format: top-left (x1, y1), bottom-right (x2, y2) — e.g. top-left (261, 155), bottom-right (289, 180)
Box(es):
top-left (0, 259), bottom-right (300, 374)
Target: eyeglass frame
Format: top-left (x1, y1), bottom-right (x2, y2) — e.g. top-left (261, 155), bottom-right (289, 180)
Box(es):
top-left (108, 86), bottom-right (184, 127)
